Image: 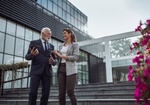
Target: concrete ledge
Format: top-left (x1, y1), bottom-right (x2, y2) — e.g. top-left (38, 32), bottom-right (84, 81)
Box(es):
top-left (0, 99), bottom-right (136, 102)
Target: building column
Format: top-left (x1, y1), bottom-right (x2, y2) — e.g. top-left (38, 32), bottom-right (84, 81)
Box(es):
top-left (104, 40), bottom-right (113, 82)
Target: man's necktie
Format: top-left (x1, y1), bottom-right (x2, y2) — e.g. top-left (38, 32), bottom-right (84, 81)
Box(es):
top-left (44, 41), bottom-right (47, 51)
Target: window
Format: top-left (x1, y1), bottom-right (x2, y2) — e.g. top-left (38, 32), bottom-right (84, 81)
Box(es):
top-left (53, 3), bottom-right (58, 15)
top-left (14, 56), bottom-right (23, 63)
top-left (3, 54), bottom-right (14, 64)
top-left (66, 13), bottom-right (70, 23)
top-left (71, 16), bottom-right (74, 25)
top-left (48, 0), bottom-right (53, 12)
top-left (0, 32), bottom-right (5, 52)
top-left (58, 0), bottom-right (62, 7)
top-left (53, 0), bottom-right (58, 5)
top-left (75, 19), bottom-right (77, 28)
top-left (6, 21), bottom-right (16, 36)
top-left (62, 10), bottom-right (66, 20)
top-left (58, 7), bottom-right (62, 17)
top-left (16, 24), bottom-right (25, 39)
top-left (25, 28), bottom-right (33, 41)
top-left (36, 0), bottom-right (42, 4)
top-left (71, 7), bottom-right (74, 16)
top-left (67, 4), bottom-right (70, 13)
top-left (33, 31), bottom-right (40, 40)
top-left (15, 38), bottom-right (24, 57)
top-left (42, 0), bottom-right (47, 8)
top-left (5, 35), bottom-right (15, 55)
top-left (63, 1), bottom-right (66, 10)
top-left (0, 17), bottom-right (6, 32)
top-left (24, 41), bottom-right (30, 56)
top-left (52, 39), bottom-right (58, 50)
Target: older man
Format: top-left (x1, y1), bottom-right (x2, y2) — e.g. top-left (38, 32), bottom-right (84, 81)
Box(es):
top-left (25, 27), bottom-right (57, 105)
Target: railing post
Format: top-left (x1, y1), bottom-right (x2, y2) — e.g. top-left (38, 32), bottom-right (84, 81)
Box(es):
top-left (27, 66), bottom-right (30, 88)
top-left (1, 70), bottom-right (4, 96)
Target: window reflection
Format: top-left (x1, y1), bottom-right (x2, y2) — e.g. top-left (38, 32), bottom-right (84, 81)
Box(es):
top-left (52, 39), bottom-right (58, 50)
top-left (15, 38), bottom-right (24, 56)
top-left (58, 7), bottom-right (62, 17)
top-left (22, 79), bottom-right (28, 88)
top-left (25, 28), bottom-right (33, 41)
top-left (48, 0), bottom-right (52, 12)
top-left (4, 54), bottom-right (14, 64)
top-left (67, 13), bottom-right (70, 23)
top-left (63, 1), bottom-right (66, 10)
top-left (33, 31), bottom-right (40, 40)
top-left (53, 0), bottom-right (58, 4)
top-left (42, 0), bottom-right (47, 8)
top-left (0, 32), bottom-right (5, 52)
top-left (58, 0), bottom-right (62, 7)
top-left (53, 3), bottom-right (58, 15)
top-left (6, 21), bottom-right (16, 36)
top-left (24, 41), bottom-right (30, 56)
top-left (14, 56), bottom-right (23, 63)
top-left (0, 17), bottom-right (6, 32)
top-left (16, 24), bottom-right (25, 39)
top-left (5, 35), bottom-right (15, 55)
top-left (62, 10), bottom-right (66, 20)
top-left (67, 4), bottom-right (70, 13)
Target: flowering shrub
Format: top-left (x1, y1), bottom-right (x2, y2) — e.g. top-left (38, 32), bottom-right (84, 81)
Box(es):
top-left (128, 19), bottom-right (150, 105)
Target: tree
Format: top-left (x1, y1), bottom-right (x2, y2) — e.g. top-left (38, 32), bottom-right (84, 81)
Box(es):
top-left (110, 38), bottom-right (134, 58)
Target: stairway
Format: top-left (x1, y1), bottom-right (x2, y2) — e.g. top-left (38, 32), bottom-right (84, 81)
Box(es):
top-left (0, 81), bottom-right (135, 105)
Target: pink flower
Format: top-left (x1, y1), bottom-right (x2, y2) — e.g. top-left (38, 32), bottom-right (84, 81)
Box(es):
top-left (135, 26), bottom-right (142, 32)
top-left (128, 65), bottom-right (132, 70)
top-left (145, 102), bottom-right (150, 105)
top-left (128, 69), bottom-right (135, 81)
top-left (144, 66), bottom-right (150, 78)
top-left (141, 37), bottom-right (149, 46)
top-left (147, 31), bottom-right (150, 35)
top-left (146, 19), bottom-right (150, 25)
top-left (135, 75), bottom-right (141, 84)
top-left (136, 51), bottom-right (142, 55)
top-left (133, 42), bottom-right (139, 47)
top-left (145, 57), bottom-right (150, 64)
top-left (140, 82), bottom-right (148, 91)
top-left (132, 56), bottom-right (141, 65)
top-left (130, 46), bottom-right (133, 51)
top-left (134, 88), bottom-right (142, 102)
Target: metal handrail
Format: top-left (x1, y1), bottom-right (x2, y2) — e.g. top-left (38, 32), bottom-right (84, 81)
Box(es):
top-left (0, 64), bottom-right (30, 96)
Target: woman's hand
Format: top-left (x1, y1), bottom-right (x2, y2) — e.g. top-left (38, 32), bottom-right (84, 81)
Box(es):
top-left (52, 50), bottom-right (62, 58)
top-left (52, 50), bottom-right (68, 60)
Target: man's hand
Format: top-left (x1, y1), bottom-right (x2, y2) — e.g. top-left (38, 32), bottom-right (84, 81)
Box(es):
top-left (30, 47), bottom-right (39, 56)
top-left (49, 55), bottom-right (54, 65)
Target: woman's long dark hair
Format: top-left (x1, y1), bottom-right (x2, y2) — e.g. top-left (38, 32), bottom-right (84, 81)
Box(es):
top-left (63, 28), bottom-right (77, 42)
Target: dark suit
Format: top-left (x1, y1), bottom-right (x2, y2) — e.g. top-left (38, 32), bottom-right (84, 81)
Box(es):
top-left (25, 39), bottom-right (57, 105)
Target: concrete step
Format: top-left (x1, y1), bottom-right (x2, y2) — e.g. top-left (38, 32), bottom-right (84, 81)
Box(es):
top-left (0, 92), bottom-right (134, 100)
top-left (0, 82), bottom-right (136, 105)
top-left (0, 99), bottom-right (135, 105)
top-left (3, 88), bottom-right (134, 96)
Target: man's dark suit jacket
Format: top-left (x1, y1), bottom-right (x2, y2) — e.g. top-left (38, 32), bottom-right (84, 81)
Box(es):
top-left (25, 39), bottom-right (57, 76)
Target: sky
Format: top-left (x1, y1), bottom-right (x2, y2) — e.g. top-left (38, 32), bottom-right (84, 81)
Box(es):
top-left (68, 0), bottom-right (150, 38)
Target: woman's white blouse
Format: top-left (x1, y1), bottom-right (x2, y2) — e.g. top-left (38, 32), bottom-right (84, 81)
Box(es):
top-left (60, 45), bottom-right (69, 63)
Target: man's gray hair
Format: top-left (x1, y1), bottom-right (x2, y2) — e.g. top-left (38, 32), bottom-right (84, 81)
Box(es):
top-left (41, 27), bottom-right (52, 36)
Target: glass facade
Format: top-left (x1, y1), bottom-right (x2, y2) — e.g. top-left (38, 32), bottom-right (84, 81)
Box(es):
top-left (77, 51), bottom-right (89, 85)
top-left (0, 16), bottom-right (89, 88)
top-left (36, 0), bottom-right (88, 33)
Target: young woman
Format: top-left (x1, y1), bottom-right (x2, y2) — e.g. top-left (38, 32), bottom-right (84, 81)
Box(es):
top-left (53, 28), bottom-right (79, 105)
